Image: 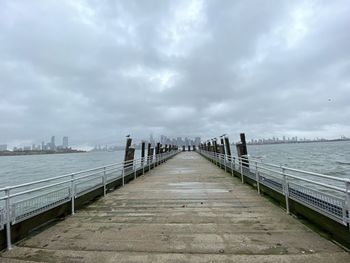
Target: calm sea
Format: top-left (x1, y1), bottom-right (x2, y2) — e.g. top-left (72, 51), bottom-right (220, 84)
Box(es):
top-left (0, 141), bottom-right (349, 188)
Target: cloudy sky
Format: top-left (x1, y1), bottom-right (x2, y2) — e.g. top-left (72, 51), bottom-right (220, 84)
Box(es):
top-left (1, 0), bottom-right (350, 148)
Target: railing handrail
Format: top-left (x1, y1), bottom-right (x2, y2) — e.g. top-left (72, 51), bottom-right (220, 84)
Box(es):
top-left (0, 153), bottom-right (170, 193)
top-left (197, 148), bottom-right (350, 230)
top-left (0, 148), bottom-right (181, 251)
top-left (209, 151), bottom-right (350, 184)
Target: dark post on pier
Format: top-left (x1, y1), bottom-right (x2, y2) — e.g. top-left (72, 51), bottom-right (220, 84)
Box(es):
top-left (124, 137), bottom-right (135, 169)
top-left (141, 141), bottom-right (145, 163)
top-left (147, 143), bottom-right (154, 164)
top-left (224, 136), bottom-right (231, 158)
top-left (236, 133), bottom-right (249, 167)
top-left (220, 137), bottom-right (225, 154)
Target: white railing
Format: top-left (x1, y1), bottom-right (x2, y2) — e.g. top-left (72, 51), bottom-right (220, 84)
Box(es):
top-left (198, 149), bottom-right (350, 229)
top-left (0, 150), bottom-right (179, 250)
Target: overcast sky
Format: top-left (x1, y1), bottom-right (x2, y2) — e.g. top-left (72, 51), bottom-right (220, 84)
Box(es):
top-left (1, 0), bottom-right (350, 148)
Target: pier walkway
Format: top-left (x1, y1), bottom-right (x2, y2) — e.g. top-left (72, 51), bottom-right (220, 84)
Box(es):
top-left (1, 152), bottom-right (349, 262)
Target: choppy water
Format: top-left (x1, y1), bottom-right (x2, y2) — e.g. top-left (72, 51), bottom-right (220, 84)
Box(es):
top-left (0, 151), bottom-right (140, 188)
top-left (0, 141), bottom-right (349, 189)
top-left (246, 141), bottom-right (350, 180)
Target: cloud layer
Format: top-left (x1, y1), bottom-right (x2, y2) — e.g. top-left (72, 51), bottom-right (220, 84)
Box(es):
top-left (1, 0), bottom-right (350, 147)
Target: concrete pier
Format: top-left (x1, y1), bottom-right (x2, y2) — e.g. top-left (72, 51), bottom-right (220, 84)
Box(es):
top-left (1, 152), bottom-right (349, 262)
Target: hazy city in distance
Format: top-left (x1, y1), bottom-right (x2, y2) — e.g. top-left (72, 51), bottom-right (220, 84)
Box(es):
top-left (1, 134), bottom-right (350, 154)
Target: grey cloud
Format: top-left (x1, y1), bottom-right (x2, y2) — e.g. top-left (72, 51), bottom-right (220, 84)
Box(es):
top-left (0, 0), bottom-right (350, 148)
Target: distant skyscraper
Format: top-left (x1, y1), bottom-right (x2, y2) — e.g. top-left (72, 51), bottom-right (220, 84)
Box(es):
top-left (50, 136), bottom-right (56, 150)
top-left (62, 136), bottom-right (69, 149)
top-left (194, 137), bottom-right (201, 146)
top-left (0, 144), bottom-right (7, 151)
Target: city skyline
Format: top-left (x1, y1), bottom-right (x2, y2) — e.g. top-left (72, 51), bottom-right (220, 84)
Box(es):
top-left (3, 135), bottom-right (70, 152)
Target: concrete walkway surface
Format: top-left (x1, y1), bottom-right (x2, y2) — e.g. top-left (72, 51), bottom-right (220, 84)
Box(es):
top-left (1, 152), bottom-right (349, 262)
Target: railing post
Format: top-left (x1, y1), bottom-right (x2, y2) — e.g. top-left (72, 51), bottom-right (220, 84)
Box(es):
top-left (5, 188), bottom-right (12, 250)
top-left (230, 157), bottom-right (234, 177)
top-left (134, 162), bottom-right (136, 180)
top-left (71, 174), bottom-right (75, 215)
top-left (224, 154), bottom-right (227, 173)
top-left (283, 168), bottom-right (290, 214)
top-left (255, 161), bottom-right (260, 195)
top-left (142, 157), bottom-right (145, 175)
top-left (232, 157), bottom-right (235, 172)
top-left (240, 157), bottom-right (244, 184)
top-left (346, 181), bottom-right (350, 230)
top-left (103, 167), bottom-right (106, 197)
top-left (122, 169), bottom-right (125, 186)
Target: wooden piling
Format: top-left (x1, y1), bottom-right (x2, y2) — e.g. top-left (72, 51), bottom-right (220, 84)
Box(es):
top-left (236, 133), bottom-right (249, 167)
top-left (124, 137), bottom-right (135, 171)
top-left (224, 136), bottom-right (231, 157)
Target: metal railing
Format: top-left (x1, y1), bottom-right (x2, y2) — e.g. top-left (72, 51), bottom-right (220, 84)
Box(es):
top-left (198, 149), bottom-right (350, 229)
top-left (0, 150), bottom-right (179, 250)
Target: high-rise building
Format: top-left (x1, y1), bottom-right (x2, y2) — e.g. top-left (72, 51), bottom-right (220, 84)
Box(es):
top-left (0, 144), bottom-right (7, 151)
top-left (50, 136), bottom-right (56, 150)
top-left (62, 136), bottom-right (69, 149)
top-left (194, 137), bottom-right (201, 146)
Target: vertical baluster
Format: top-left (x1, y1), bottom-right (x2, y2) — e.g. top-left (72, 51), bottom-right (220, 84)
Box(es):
top-left (134, 161), bottom-right (136, 180)
top-left (122, 168), bottom-right (125, 186)
top-left (5, 188), bottom-right (12, 250)
top-left (255, 161), bottom-right (260, 195)
top-left (240, 157), bottom-right (244, 184)
top-left (142, 157), bottom-right (145, 175)
top-left (71, 174), bottom-right (75, 215)
top-left (224, 154), bottom-right (227, 173)
top-left (346, 182), bottom-right (350, 230)
top-left (103, 167), bottom-right (106, 197)
top-left (283, 168), bottom-right (290, 214)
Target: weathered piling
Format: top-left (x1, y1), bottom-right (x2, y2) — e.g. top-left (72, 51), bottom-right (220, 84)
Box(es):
top-left (220, 137), bottom-right (225, 154)
top-left (141, 141), bottom-right (145, 163)
top-left (188, 145), bottom-right (191, 151)
top-left (236, 133), bottom-right (249, 167)
top-left (182, 145), bottom-right (185, 152)
top-left (224, 136), bottom-right (231, 157)
top-left (147, 143), bottom-right (153, 165)
top-left (213, 139), bottom-right (218, 153)
top-left (124, 137), bottom-right (135, 169)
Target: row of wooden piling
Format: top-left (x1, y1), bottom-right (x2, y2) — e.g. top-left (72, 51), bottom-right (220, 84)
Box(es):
top-left (198, 133), bottom-right (249, 167)
top-left (124, 137), bottom-right (179, 167)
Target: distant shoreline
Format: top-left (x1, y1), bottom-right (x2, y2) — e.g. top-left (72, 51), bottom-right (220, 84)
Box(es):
top-left (0, 150), bottom-right (86, 157)
top-left (246, 138), bottom-right (350, 146)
